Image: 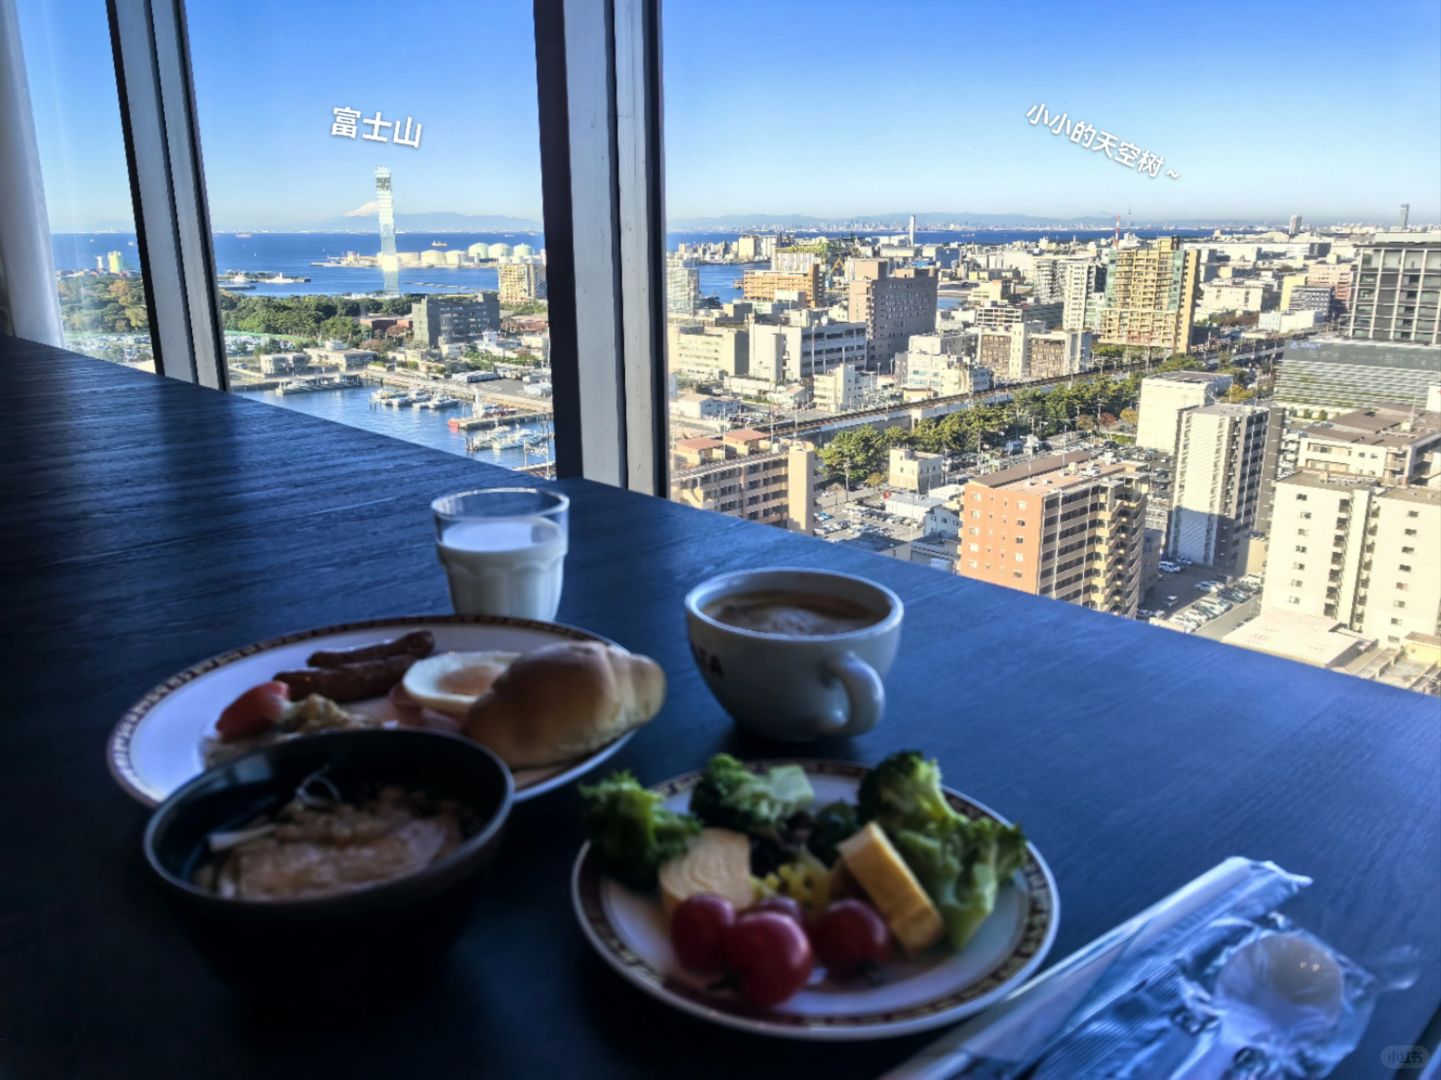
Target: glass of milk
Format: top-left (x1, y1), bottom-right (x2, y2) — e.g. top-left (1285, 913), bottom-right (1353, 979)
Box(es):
top-left (431, 488), bottom-right (569, 620)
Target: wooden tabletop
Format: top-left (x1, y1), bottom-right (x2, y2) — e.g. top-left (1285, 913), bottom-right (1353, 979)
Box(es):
top-left (2, 338), bottom-right (1437, 1078)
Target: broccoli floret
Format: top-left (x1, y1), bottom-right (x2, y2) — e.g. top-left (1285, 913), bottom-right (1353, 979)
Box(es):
top-left (892, 816), bottom-right (1028, 951)
top-left (857, 750), bottom-right (961, 835)
top-left (580, 771), bottom-right (700, 890)
top-left (806, 801), bottom-right (861, 866)
top-left (688, 753), bottom-right (814, 835)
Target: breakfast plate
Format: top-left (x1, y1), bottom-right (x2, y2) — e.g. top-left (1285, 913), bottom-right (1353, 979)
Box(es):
top-left (109, 614), bottom-right (630, 806)
top-left (571, 759), bottom-right (1058, 1040)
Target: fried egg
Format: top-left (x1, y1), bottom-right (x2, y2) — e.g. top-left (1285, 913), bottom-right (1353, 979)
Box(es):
top-left (400, 651), bottom-right (520, 717)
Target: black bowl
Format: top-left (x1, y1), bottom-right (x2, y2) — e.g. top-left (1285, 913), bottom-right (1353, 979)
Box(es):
top-left (144, 729), bottom-right (512, 1011)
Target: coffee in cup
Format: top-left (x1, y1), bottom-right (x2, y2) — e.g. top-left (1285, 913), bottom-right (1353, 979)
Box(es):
top-left (684, 568), bottom-right (903, 741)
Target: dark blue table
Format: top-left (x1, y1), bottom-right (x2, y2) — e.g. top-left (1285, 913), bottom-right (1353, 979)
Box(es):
top-left (2, 339), bottom-right (1437, 1078)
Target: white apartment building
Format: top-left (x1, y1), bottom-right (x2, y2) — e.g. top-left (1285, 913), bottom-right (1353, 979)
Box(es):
top-left (901, 351), bottom-right (992, 397)
top-left (667, 323), bottom-right (748, 378)
top-left (1197, 280), bottom-right (1273, 316)
top-left (812, 363), bottom-right (876, 413)
top-left (889, 447), bottom-right (944, 493)
top-left (1262, 474), bottom-right (1441, 647)
top-left (748, 311), bottom-right (867, 384)
top-left (1061, 261), bottom-right (1100, 332)
top-left (1292, 406), bottom-right (1441, 487)
top-left (1135, 371), bottom-right (1235, 453)
top-left (1169, 404), bottom-right (1273, 570)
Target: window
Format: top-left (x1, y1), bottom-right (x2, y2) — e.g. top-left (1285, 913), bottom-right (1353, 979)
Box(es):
top-left (183, 1), bottom-right (550, 466)
top-left (15, 0), bottom-right (156, 369)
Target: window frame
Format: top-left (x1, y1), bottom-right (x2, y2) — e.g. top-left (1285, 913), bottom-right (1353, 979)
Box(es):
top-left (99, 0), bottom-right (672, 491)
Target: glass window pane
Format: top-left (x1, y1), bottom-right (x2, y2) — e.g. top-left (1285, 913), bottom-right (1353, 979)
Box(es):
top-left (17, 0), bottom-right (156, 370)
top-left (658, 0), bottom-right (1441, 696)
top-left (184, 0), bottom-right (552, 471)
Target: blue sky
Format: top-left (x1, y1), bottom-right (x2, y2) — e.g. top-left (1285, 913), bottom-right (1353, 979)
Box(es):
top-left (19, 0), bottom-right (1441, 230)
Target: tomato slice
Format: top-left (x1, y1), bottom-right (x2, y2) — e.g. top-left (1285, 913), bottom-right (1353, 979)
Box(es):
top-left (215, 681), bottom-right (291, 740)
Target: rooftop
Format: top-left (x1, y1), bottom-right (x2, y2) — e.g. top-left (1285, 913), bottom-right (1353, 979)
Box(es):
top-left (673, 436), bottom-right (724, 451)
top-left (1281, 337), bottom-right (1441, 373)
top-left (1276, 471), bottom-right (1379, 492)
top-left (973, 451), bottom-right (1138, 494)
top-left (1382, 485), bottom-right (1441, 506)
top-left (1223, 610), bottom-right (1372, 669)
top-left (1145, 370), bottom-right (1232, 385)
top-left (1301, 406), bottom-right (1441, 447)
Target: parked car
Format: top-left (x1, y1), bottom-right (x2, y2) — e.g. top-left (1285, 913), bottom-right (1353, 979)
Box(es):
top-left (1163, 595), bottom-right (1180, 607)
top-left (1195, 580), bottom-right (1220, 591)
top-left (1176, 557), bottom-right (1194, 568)
top-left (1159, 562), bottom-right (1182, 574)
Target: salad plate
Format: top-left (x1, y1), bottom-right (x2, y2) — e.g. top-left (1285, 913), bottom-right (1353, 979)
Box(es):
top-left (571, 759), bottom-right (1058, 1041)
top-left (109, 614), bottom-right (630, 806)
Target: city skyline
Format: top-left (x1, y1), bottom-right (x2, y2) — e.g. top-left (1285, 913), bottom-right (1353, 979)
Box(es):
top-left (18, 0), bottom-right (1441, 232)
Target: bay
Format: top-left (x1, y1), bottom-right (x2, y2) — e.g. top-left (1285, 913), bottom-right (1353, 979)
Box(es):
top-left (249, 385), bottom-right (554, 466)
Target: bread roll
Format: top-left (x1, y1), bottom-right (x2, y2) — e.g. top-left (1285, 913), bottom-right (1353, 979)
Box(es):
top-left (462, 642), bottom-right (665, 767)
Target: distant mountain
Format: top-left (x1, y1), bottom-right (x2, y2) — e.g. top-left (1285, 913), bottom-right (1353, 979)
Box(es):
top-left (280, 211), bottom-right (544, 233)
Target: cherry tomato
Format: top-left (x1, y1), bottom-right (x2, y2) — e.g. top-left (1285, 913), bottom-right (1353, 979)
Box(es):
top-left (722, 912), bottom-right (813, 1007)
top-left (812, 900), bottom-right (891, 980)
top-left (750, 896), bottom-right (806, 927)
top-left (215, 681), bottom-right (291, 740)
top-left (670, 894), bottom-right (736, 976)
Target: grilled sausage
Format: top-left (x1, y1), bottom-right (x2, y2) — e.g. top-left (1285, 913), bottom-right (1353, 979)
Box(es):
top-left (306, 630), bottom-right (434, 669)
top-left (275, 654), bottom-right (419, 702)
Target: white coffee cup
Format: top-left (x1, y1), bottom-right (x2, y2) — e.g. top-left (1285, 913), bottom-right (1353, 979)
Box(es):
top-left (684, 568), bottom-right (903, 741)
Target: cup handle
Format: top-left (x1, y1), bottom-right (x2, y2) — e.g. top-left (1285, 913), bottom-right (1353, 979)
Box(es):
top-left (817, 651), bottom-right (884, 737)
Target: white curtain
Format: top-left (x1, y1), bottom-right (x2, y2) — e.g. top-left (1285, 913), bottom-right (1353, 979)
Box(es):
top-left (0, 0), bottom-right (63, 346)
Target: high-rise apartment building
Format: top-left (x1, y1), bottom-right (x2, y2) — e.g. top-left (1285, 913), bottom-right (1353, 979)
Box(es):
top-left (1169, 404), bottom-right (1275, 571)
top-left (1262, 474), bottom-right (1441, 647)
top-left (1099, 236), bottom-right (1199, 353)
top-left (497, 261), bottom-right (547, 304)
top-left (410, 293), bottom-right (500, 346)
top-left (1031, 257), bottom-right (1067, 303)
top-left (1347, 235), bottom-right (1441, 344)
top-left (741, 266), bottom-right (823, 308)
top-left (1275, 338), bottom-right (1441, 413)
top-left (1135, 371), bottom-right (1234, 453)
top-left (1061, 261), bottom-right (1102, 332)
top-left (956, 452), bottom-right (1148, 617)
top-left (666, 259), bottom-right (700, 316)
top-left (105, 250), bottom-right (125, 273)
top-left (847, 260), bottom-right (938, 370)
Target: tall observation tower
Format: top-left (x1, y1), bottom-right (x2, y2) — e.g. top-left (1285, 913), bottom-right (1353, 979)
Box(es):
top-left (375, 166), bottom-right (399, 296)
